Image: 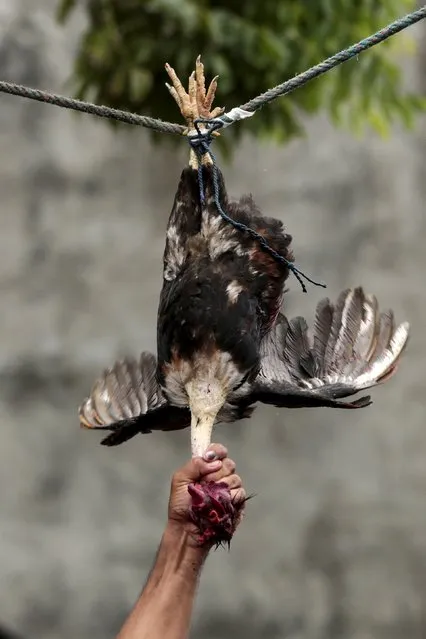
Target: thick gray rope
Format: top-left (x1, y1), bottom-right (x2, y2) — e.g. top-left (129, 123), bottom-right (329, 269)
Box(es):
top-left (0, 6), bottom-right (424, 133)
top-left (0, 80), bottom-right (185, 135)
top-left (217, 5), bottom-right (426, 126)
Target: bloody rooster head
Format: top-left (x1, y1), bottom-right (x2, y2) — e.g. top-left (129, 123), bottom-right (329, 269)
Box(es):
top-left (188, 481), bottom-right (247, 547)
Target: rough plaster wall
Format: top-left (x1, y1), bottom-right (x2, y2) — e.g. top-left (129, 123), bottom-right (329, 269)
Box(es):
top-left (0, 2), bottom-right (425, 638)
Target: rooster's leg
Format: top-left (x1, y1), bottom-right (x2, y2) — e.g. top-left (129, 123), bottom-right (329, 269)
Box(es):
top-left (185, 379), bottom-right (243, 547)
top-left (165, 57), bottom-right (239, 546)
top-left (165, 56), bottom-right (224, 168)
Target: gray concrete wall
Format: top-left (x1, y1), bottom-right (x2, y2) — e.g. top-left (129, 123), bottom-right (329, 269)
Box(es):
top-left (0, 2), bottom-right (425, 638)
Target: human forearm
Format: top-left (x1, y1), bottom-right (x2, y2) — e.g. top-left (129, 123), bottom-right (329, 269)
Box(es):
top-left (116, 521), bottom-right (208, 639)
top-left (116, 444), bottom-right (245, 639)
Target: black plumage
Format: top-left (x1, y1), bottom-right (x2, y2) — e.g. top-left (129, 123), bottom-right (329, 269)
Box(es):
top-left (79, 58), bottom-right (409, 452)
top-left (79, 166), bottom-right (409, 448)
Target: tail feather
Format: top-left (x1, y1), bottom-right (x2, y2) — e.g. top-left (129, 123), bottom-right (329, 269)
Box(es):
top-left (316, 289), bottom-right (409, 391)
top-left (323, 288), bottom-right (350, 372)
top-left (284, 317), bottom-right (313, 378)
top-left (334, 288), bottom-right (364, 370)
top-left (355, 321), bottom-right (409, 389)
top-left (255, 287), bottom-right (409, 410)
top-left (347, 293), bottom-right (380, 375)
top-left (313, 297), bottom-right (334, 375)
top-left (370, 310), bottom-right (395, 361)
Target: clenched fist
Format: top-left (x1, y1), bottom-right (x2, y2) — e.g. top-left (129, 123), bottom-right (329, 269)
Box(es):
top-left (167, 443), bottom-right (246, 542)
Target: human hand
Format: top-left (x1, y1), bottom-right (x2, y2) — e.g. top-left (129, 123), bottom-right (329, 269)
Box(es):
top-left (167, 443), bottom-right (246, 539)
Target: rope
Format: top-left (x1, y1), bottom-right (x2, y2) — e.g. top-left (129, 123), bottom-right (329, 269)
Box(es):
top-left (0, 80), bottom-right (185, 135)
top-left (215, 5), bottom-right (426, 127)
top-left (0, 8), bottom-right (422, 290)
top-left (187, 7), bottom-right (425, 286)
top-left (189, 120), bottom-right (326, 293)
top-left (0, 7), bottom-right (423, 132)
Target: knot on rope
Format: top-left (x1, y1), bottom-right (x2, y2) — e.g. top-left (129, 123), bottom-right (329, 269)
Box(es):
top-left (187, 118), bottom-right (223, 160)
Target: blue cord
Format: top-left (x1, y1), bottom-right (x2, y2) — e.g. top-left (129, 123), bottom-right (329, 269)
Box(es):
top-left (189, 119), bottom-right (326, 293)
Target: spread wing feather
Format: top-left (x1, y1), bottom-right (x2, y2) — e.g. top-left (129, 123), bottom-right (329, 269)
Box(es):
top-left (79, 352), bottom-right (190, 446)
top-left (313, 297), bottom-right (333, 373)
top-left (253, 287), bottom-right (409, 409)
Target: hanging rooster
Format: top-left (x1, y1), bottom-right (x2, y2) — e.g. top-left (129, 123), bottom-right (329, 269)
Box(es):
top-left (78, 59), bottom-right (409, 542)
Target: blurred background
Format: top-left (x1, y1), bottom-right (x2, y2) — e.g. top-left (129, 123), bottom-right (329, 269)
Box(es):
top-left (0, 1), bottom-right (425, 638)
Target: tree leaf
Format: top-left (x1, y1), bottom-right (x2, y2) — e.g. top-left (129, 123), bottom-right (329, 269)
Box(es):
top-left (56, 0), bottom-right (424, 158)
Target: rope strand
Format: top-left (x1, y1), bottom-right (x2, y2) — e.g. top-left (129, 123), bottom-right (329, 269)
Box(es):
top-left (231, 6), bottom-right (426, 119)
top-left (0, 7), bottom-right (423, 132)
top-left (0, 80), bottom-right (185, 135)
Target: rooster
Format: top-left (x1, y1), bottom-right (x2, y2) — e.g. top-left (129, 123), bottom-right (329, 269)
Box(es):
top-left (79, 58), bottom-right (409, 460)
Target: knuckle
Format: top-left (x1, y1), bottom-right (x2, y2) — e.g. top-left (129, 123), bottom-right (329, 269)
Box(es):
top-left (223, 457), bottom-right (236, 473)
top-left (233, 488), bottom-right (246, 502)
top-left (203, 467), bottom-right (225, 483)
top-left (191, 458), bottom-right (203, 472)
top-left (232, 474), bottom-right (242, 487)
top-left (171, 470), bottom-right (182, 485)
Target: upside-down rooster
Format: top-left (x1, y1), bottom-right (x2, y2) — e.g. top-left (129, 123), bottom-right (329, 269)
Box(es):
top-left (78, 58), bottom-right (409, 543)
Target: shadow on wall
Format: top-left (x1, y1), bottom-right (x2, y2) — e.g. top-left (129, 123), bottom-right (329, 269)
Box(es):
top-left (0, 626), bottom-right (24, 639)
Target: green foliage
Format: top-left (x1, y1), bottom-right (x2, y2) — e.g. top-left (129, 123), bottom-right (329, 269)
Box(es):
top-left (58, 0), bottom-right (424, 151)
